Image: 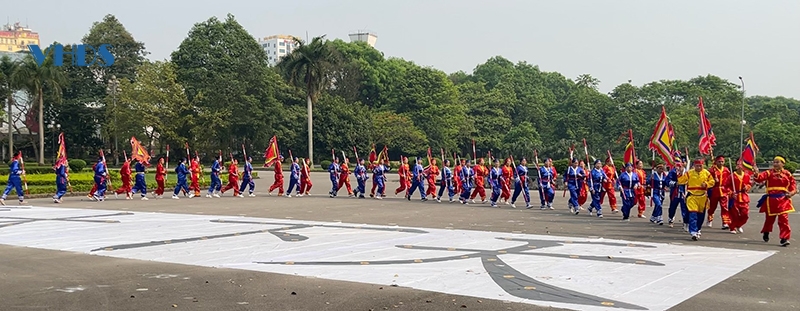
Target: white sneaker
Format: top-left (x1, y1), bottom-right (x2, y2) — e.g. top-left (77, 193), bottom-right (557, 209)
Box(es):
top-left (114, 192), bottom-right (119, 199)
top-left (188, 193), bottom-right (195, 198)
top-left (707, 221), bottom-right (713, 228)
top-left (53, 198), bottom-right (59, 203)
top-left (141, 197), bottom-right (149, 201)
top-left (172, 195), bottom-right (179, 199)
top-left (285, 194), bottom-right (292, 198)
top-left (206, 194), bottom-right (212, 198)
top-left (511, 204), bottom-right (516, 208)
top-left (375, 196), bottom-right (382, 200)
top-left (730, 230), bottom-right (737, 234)
top-left (297, 194), bottom-right (303, 197)
top-left (436, 198), bottom-right (441, 203)
top-left (481, 200), bottom-right (487, 204)
top-left (738, 228), bottom-right (744, 233)
top-left (470, 199), bottom-right (475, 204)
top-left (249, 193), bottom-right (255, 197)
top-left (598, 215), bottom-right (604, 218)
top-left (213, 193), bottom-right (220, 198)
top-left (0, 198), bottom-right (5, 206)
top-left (237, 194), bottom-right (244, 198)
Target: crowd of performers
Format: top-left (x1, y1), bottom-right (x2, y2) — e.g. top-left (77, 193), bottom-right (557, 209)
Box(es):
top-left (0, 152), bottom-right (793, 246)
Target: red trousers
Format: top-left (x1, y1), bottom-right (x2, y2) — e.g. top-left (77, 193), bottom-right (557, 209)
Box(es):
top-left (191, 174), bottom-right (200, 195)
top-left (426, 178), bottom-right (437, 197)
top-left (601, 185), bottom-right (618, 210)
top-left (501, 179), bottom-right (511, 200)
top-left (221, 177), bottom-right (239, 196)
top-left (395, 179), bottom-right (409, 195)
top-left (269, 175), bottom-right (284, 195)
top-left (729, 202), bottom-right (749, 230)
top-left (115, 176), bottom-right (132, 195)
top-left (708, 194), bottom-right (730, 225)
top-left (337, 176), bottom-right (352, 195)
top-left (88, 184), bottom-right (98, 197)
top-left (578, 186), bottom-right (588, 206)
top-left (470, 184), bottom-right (486, 200)
top-left (636, 191), bottom-right (646, 215)
top-left (762, 213), bottom-right (791, 240)
top-left (299, 178), bottom-right (312, 194)
top-left (155, 179), bottom-right (165, 195)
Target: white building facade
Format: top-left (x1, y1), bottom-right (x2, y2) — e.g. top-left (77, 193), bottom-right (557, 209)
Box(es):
top-left (258, 35), bottom-right (300, 66)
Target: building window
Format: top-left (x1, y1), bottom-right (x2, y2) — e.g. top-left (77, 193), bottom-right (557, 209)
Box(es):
top-left (279, 49), bottom-right (285, 53)
top-left (279, 41), bottom-right (285, 46)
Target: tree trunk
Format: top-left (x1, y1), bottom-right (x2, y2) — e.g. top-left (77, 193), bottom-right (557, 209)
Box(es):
top-left (7, 93), bottom-right (13, 160)
top-left (307, 94), bottom-right (313, 165)
top-left (37, 89), bottom-right (45, 165)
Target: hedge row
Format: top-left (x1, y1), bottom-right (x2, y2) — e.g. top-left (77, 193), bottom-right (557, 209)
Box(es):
top-left (0, 171), bottom-right (258, 191)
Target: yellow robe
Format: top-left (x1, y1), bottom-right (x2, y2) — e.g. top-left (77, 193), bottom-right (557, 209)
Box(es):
top-left (677, 169), bottom-right (715, 213)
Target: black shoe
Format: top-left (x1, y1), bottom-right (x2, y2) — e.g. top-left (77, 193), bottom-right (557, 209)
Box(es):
top-left (763, 232), bottom-right (770, 242)
top-left (780, 239), bottom-right (790, 247)
top-left (359, 195), bottom-right (365, 199)
top-left (691, 235), bottom-right (698, 241)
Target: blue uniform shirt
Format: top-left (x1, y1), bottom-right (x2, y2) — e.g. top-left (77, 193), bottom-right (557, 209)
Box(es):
top-left (413, 163), bottom-right (424, 181)
top-left (94, 161), bottom-right (106, 177)
top-left (516, 165), bottom-right (528, 185)
top-left (354, 164), bottom-right (367, 181)
top-left (243, 162), bottom-right (253, 179)
top-left (648, 171), bottom-right (668, 197)
top-left (619, 171), bottom-right (640, 196)
top-left (590, 168), bottom-right (607, 191)
top-left (539, 166), bottom-right (553, 188)
top-left (55, 164), bottom-right (67, 184)
top-left (564, 166), bottom-right (585, 188)
top-left (9, 160), bottom-right (22, 176)
top-left (489, 167), bottom-right (502, 187)
top-left (211, 160), bottom-right (221, 176)
top-left (328, 163), bottom-right (340, 179)
top-left (135, 162), bottom-right (146, 173)
top-left (175, 163), bottom-right (189, 180)
top-left (667, 168), bottom-right (687, 198)
top-left (291, 162), bottom-right (301, 180)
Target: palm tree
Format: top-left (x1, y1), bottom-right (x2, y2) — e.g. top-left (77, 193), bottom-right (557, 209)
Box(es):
top-left (0, 55), bottom-right (21, 160)
top-left (278, 35), bottom-right (337, 165)
top-left (12, 54), bottom-right (67, 164)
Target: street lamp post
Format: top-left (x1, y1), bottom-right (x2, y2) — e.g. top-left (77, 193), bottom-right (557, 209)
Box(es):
top-left (107, 75), bottom-right (120, 166)
top-left (48, 121), bottom-right (60, 163)
top-left (739, 76), bottom-right (746, 155)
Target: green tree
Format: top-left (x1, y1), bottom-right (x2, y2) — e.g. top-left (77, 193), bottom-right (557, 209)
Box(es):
top-left (12, 53), bottom-right (67, 164)
top-left (279, 35), bottom-right (338, 164)
top-left (81, 14), bottom-right (148, 82)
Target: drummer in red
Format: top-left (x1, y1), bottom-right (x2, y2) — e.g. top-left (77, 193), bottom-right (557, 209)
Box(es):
top-left (753, 156), bottom-right (795, 247)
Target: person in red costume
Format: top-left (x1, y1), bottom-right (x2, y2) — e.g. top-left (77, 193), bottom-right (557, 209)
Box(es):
top-left (154, 157), bottom-right (166, 198)
top-left (577, 161), bottom-right (589, 207)
top-left (500, 158), bottom-right (514, 204)
top-left (601, 158), bottom-right (619, 213)
top-left (707, 155), bottom-right (732, 229)
top-left (298, 158), bottom-right (313, 196)
top-left (424, 158), bottom-right (439, 198)
top-left (724, 161), bottom-right (752, 234)
top-left (470, 158), bottom-right (488, 203)
top-left (753, 156), bottom-right (795, 247)
top-left (114, 158), bottom-right (132, 199)
top-left (268, 155), bottom-right (285, 196)
top-left (394, 157), bottom-right (410, 196)
top-left (337, 157), bottom-right (353, 196)
top-left (221, 159), bottom-right (240, 196)
top-left (190, 156), bottom-right (201, 197)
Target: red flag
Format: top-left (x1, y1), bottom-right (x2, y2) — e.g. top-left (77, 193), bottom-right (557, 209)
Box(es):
top-left (623, 129), bottom-right (636, 165)
top-left (739, 132), bottom-right (759, 173)
top-left (697, 97), bottom-right (716, 155)
top-left (263, 135), bottom-right (280, 167)
top-left (368, 145), bottom-right (377, 164)
top-left (648, 106), bottom-right (675, 167)
top-left (129, 136), bottom-right (151, 165)
top-left (53, 133), bottom-right (67, 169)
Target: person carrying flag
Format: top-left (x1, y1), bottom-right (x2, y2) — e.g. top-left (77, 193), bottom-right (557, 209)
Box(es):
top-left (753, 156), bottom-right (795, 247)
top-left (221, 159), bottom-right (240, 197)
top-left (647, 164), bottom-right (668, 225)
top-left (206, 155), bottom-right (222, 198)
top-left (353, 158), bottom-right (368, 199)
top-left (677, 158), bottom-right (715, 240)
top-left (337, 157), bottom-right (353, 197)
top-left (87, 161), bottom-right (98, 200)
top-left (155, 157), bottom-right (167, 198)
top-left (172, 158), bottom-right (192, 199)
top-left (114, 158), bottom-right (133, 199)
top-left (268, 155), bottom-right (285, 196)
top-left (725, 160), bottom-right (752, 234)
top-left (130, 159), bottom-right (149, 200)
top-left (510, 158), bottom-right (531, 209)
top-left (52, 160), bottom-right (68, 203)
top-left (459, 160), bottom-right (475, 204)
top-left (238, 157), bottom-right (255, 197)
top-left (577, 161), bottom-right (589, 207)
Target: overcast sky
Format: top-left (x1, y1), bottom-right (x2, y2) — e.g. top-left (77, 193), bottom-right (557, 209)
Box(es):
top-left (8, 0), bottom-right (800, 99)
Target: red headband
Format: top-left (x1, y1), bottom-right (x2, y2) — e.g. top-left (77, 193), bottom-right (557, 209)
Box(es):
top-left (693, 159), bottom-right (704, 165)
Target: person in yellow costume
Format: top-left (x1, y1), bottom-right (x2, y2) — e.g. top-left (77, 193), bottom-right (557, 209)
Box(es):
top-left (678, 158), bottom-right (715, 240)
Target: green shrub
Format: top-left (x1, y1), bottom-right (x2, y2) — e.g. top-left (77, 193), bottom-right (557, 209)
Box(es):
top-left (552, 159), bottom-right (569, 174)
top-left (69, 159), bottom-right (87, 172)
top-left (785, 161), bottom-right (798, 173)
top-left (320, 160), bottom-right (332, 170)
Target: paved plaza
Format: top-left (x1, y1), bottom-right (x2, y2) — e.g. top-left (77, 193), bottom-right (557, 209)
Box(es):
top-left (1, 172), bottom-right (798, 311)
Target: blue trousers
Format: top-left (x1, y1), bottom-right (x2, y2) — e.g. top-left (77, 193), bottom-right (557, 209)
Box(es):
top-left (239, 177), bottom-right (254, 194)
top-left (590, 189), bottom-right (603, 215)
top-left (539, 186), bottom-right (554, 205)
top-left (438, 181), bottom-right (455, 199)
top-left (621, 190), bottom-right (635, 219)
top-left (173, 179), bottom-right (189, 195)
top-left (94, 176), bottom-right (107, 197)
top-left (409, 179), bottom-right (425, 199)
top-left (356, 178), bottom-right (366, 195)
top-left (688, 211), bottom-right (706, 235)
top-left (287, 177), bottom-right (299, 194)
top-left (54, 178), bottom-right (67, 199)
top-left (567, 185), bottom-right (580, 207)
top-left (376, 178), bottom-right (385, 194)
top-left (490, 183), bottom-right (501, 205)
top-left (460, 185), bottom-right (472, 201)
top-left (512, 182), bottom-right (530, 205)
top-left (330, 177), bottom-right (339, 195)
top-left (2, 176), bottom-right (24, 200)
top-left (207, 174), bottom-right (221, 194)
top-left (650, 193), bottom-right (664, 223)
top-left (668, 196), bottom-right (688, 223)
top-left (132, 174), bottom-right (148, 196)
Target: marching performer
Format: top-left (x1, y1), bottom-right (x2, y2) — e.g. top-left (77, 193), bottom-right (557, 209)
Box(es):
top-left (238, 156), bottom-right (255, 197)
top-left (635, 160), bottom-right (647, 218)
top-left (373, 159), bottom-right (389, 200)
top-left (221, 159), bottom-right (240, 197)
top-left (753, 156), bottom-right (795, 247)
top-left (395, 157), bottom-right (410, 196)
top-left (114, 158), bottom-right (132, 199)
top-left (87, 161), bottom-right (98, 200)
top-left (268, 155), bottom-right (285, 196)
top-left (92, 156), bottom-right (108, 201)
top-left (470, 158), bottom-right (488, 203)
top-left (667, 157), bottom-right (688, 229)
top-left (602, 157), bottom-right (619, 213)
top-left (130, 159), bottom-right (148, 200)
top-left (489, 159), bottom-right (503, 208)
top-left (53, 160), bottom-right (68, 203)
top-left (459, 160), bottom-right (475, 204)
top-left (337, 157), bottom-right (353, 197)
top-left (190, 156), bottom-right (201, 197)
top-left (328, 157), bottom-right (341, 198)
top-left (299, 158), bottom-right (312, 196)
top-left (501, 158), bottom-right (513, 203)
top-left (172, 158), bottom-right (192, 199)
top-left (407, 157), bottom-right (427, 201)
top-left (206, 155), bottom-right (222, 198)
top-left (725, 161), bottom-right (752, 234)
top-left (588, 159), bottom-right (606, 218)
top-left (577, 161), bottom-right (589, 207)
top-left (647, 164), bottom-right (668, 225)
top-left (708, 155), bottom-right (731, 229)
top-left (454, 159), bottom-right (464, 195)
top-left (285, 157), bottom-right (300, 197)
top-left (538, 158), bottom-right (556, 210)
top-left (564, 158), bottom-right (585, 214)
top-left (437, 159), bottom-right (455, 203)
top-left (155, 157), bottom-right (166, 198)
top-left (424, 158), bottom-right (439, 199)
top-left (677, 158), bottom-right (715, 240)
top-left (619, 163), bottom-right (641, 221)
top-left (510, 158), bottom-right (531, 209)
top-left (354, 158), bottom-right (368, 198)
